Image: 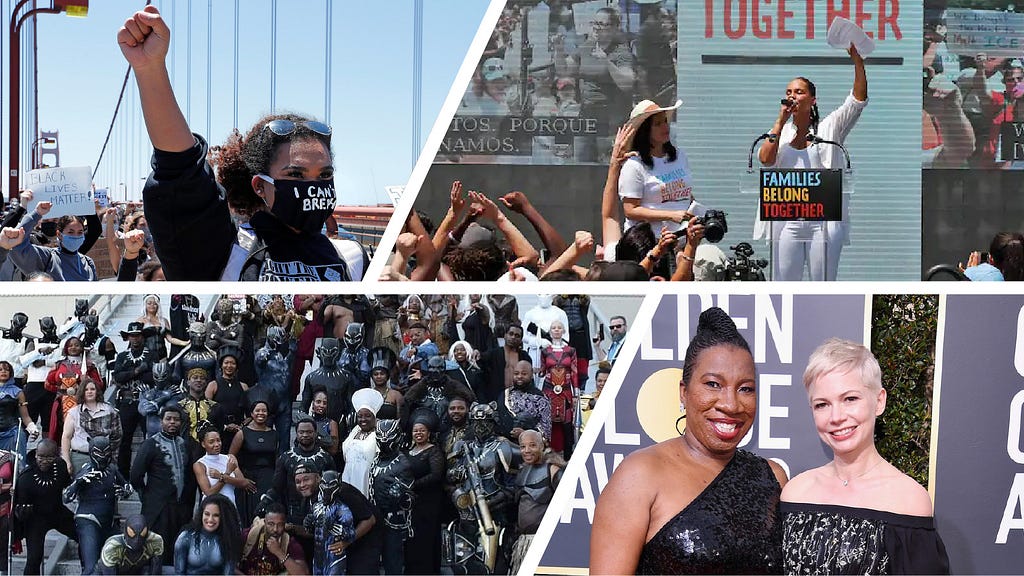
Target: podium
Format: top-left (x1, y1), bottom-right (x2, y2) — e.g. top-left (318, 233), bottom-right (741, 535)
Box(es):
top-left (741, 167), bottom-right (850, 281)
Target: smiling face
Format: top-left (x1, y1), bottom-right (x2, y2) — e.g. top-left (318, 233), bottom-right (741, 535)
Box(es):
top-left (201, 502), bottom-right (221, 533)
top-left (453, 343), bottom-right (468, 363)
top-left (411, 423), bottom-right (430, 446)
top-left (251, 402), bottom-right (268, 424)
top-left (65, 337), bottom-right (83, 357)
top-left (188, 373), bottom-right (207, 395)
top-left (295, 472), bottom-right (320, 497)
top-left (681, 345), bottom-right (757, 456)
top-left (519, 430), bottom-right (544, 465)
top-left (220, 356), bottom-right (237, 378)
top-left (312, 391), bottom-right (328, 416)
top-left (356, 408), bottom-right (376, 433)
top-left (808, 368), bottom-right (886, 457)
top-left (448, 398), bottom-right (468, 425)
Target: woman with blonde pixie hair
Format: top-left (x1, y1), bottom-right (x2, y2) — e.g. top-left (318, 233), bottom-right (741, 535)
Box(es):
top-left (781, 338), bottom-right (949, 574)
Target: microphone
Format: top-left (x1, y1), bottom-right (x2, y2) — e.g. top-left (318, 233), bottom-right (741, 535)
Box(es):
top-left (747, 133), bottom-right (778, 173)
top-left (780, 98), bottom-right (794, 107)
top-left (806, 133), bottom-right (852, 173)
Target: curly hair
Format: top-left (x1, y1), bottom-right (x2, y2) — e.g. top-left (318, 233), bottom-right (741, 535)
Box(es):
top-left (185, 494), bottom-right (241, 564)
top-left (442, 243), bottom-right (509, 281)
top-left (215, 112), bottom-right (333, 215)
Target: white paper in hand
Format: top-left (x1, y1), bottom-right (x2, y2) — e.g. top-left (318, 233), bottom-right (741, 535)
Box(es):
top-left (827, 17), bottom-right (875, 56)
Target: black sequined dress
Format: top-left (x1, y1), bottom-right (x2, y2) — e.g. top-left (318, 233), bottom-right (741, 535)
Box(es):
top-left (636, 449), bottom-right (783, 575)
top-left (782, 502), bottom-right (950, 575)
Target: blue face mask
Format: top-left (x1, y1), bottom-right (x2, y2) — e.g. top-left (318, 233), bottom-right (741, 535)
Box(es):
top-left (61, 233), bottom-right (85, 252)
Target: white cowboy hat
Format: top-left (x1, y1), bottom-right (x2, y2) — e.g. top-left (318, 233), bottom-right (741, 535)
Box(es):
top-left (627, 99), bottom-right (682, 128)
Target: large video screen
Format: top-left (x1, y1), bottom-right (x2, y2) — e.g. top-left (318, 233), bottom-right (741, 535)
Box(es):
top-left (923, 1), bottom-right (1024, 168)
top-left (436, 0), bottom-right (677, 165)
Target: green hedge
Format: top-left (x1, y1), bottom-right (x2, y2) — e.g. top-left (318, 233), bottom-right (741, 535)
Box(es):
top-left (871, 294), bottom-right (939, 488)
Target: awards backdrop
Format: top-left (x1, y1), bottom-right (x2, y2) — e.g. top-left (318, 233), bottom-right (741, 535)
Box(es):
top-left (537, 293), bottom-right (869, 572)
top-left (933, 294), bottom-right (1024, 574)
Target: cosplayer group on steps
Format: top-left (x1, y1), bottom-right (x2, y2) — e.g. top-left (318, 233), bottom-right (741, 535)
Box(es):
top-left (0, 296), bottom-right (570, 575)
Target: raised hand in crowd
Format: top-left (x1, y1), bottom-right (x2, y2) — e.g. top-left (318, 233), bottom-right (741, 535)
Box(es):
top-left (501, 190), bottom-right (567, 258)
top-left (0, 228), bottom-right (23, 251)
top-left (123, 229), bottom-right (146, 259)
top-left (118, 6), bottom-right (192, 153)
top-left (542, 231), bottom-right (594, 279)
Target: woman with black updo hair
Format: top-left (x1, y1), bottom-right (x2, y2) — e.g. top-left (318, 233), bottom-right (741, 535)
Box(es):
top-left (591, 307), bottom-right (787, 574)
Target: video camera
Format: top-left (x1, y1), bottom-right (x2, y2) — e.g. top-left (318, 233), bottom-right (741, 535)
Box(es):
top-left (715, 242), bottom-right (768, 281)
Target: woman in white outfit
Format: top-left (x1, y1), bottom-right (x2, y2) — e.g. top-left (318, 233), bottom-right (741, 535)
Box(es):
top-left (342, 388), bottom-right (384, 497)
top-left (758, 45), bottom-right (867, 281)
top-left (617, 99), bottom-right (696, 234)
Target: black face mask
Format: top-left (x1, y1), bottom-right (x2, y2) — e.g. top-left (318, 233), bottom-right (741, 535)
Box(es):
top-left (258, 175), bottom-right (336, 235)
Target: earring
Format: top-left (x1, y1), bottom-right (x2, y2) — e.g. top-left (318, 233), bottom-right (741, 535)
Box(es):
top-left (675, 414), bottom-right (687, 436)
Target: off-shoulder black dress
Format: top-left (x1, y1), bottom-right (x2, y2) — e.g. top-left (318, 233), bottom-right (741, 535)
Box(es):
top-left (782, 502), bottom-right (950, 574)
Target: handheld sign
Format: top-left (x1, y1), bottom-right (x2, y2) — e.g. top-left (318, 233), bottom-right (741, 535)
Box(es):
top-left (24, 166), bottom-right (93, 218)
top-left (759, 168), bottom-right (842, 222)
top-left (94, 187), bottom-right (109, 208)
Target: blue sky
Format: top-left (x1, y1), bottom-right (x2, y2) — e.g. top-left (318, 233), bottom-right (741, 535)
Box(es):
top-left (20, 0), bottom-right (489, 206)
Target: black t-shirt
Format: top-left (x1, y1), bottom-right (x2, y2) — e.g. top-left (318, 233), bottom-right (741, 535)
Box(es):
top-left (248, 212), bottom-right (350, 282)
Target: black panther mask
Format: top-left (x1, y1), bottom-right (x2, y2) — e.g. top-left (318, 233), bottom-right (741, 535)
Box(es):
top-left (344, 323), bottom-right (364, 349)
top-left (319, 470), bottom-right (342, 504)
top-left (39, 317), bottom-right (59, 344)
top-left (89, 436), bottom-right (114, 470)
top-left (316, 338), bottom-right (341, 367)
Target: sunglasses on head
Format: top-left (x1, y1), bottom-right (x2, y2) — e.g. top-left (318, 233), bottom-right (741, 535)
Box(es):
top-left (264, 119), bottom-right (332, 138)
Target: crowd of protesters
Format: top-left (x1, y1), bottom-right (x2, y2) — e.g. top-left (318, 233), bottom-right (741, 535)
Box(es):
top-left (0, 293), bottom-right (624, 574)
top-left (0, 5), bottom-right (370, 283)
top-left (387, 120), bottom-right (718, 282)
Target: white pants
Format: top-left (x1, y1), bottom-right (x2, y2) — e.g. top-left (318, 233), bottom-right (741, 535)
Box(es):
top-left (771, 221), bottom-right (845, 281)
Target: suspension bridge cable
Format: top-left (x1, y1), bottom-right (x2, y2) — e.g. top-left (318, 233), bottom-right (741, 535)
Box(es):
top-left (91, 1), bottom-right (152, 181)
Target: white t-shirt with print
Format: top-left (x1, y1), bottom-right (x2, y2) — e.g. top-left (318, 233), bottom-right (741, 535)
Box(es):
top-left (618, 152), bottom-right (694, 233)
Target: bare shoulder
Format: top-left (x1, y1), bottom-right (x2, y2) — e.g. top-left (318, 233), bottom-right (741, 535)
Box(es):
top-left (780, 465), bottom-right (827, 502)
top-left (766, 459), bottom-right (789, 489)
top-left (601, 443), bottom-right (668, 502)
top-left (885, 470), bottom-right (934, 516)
